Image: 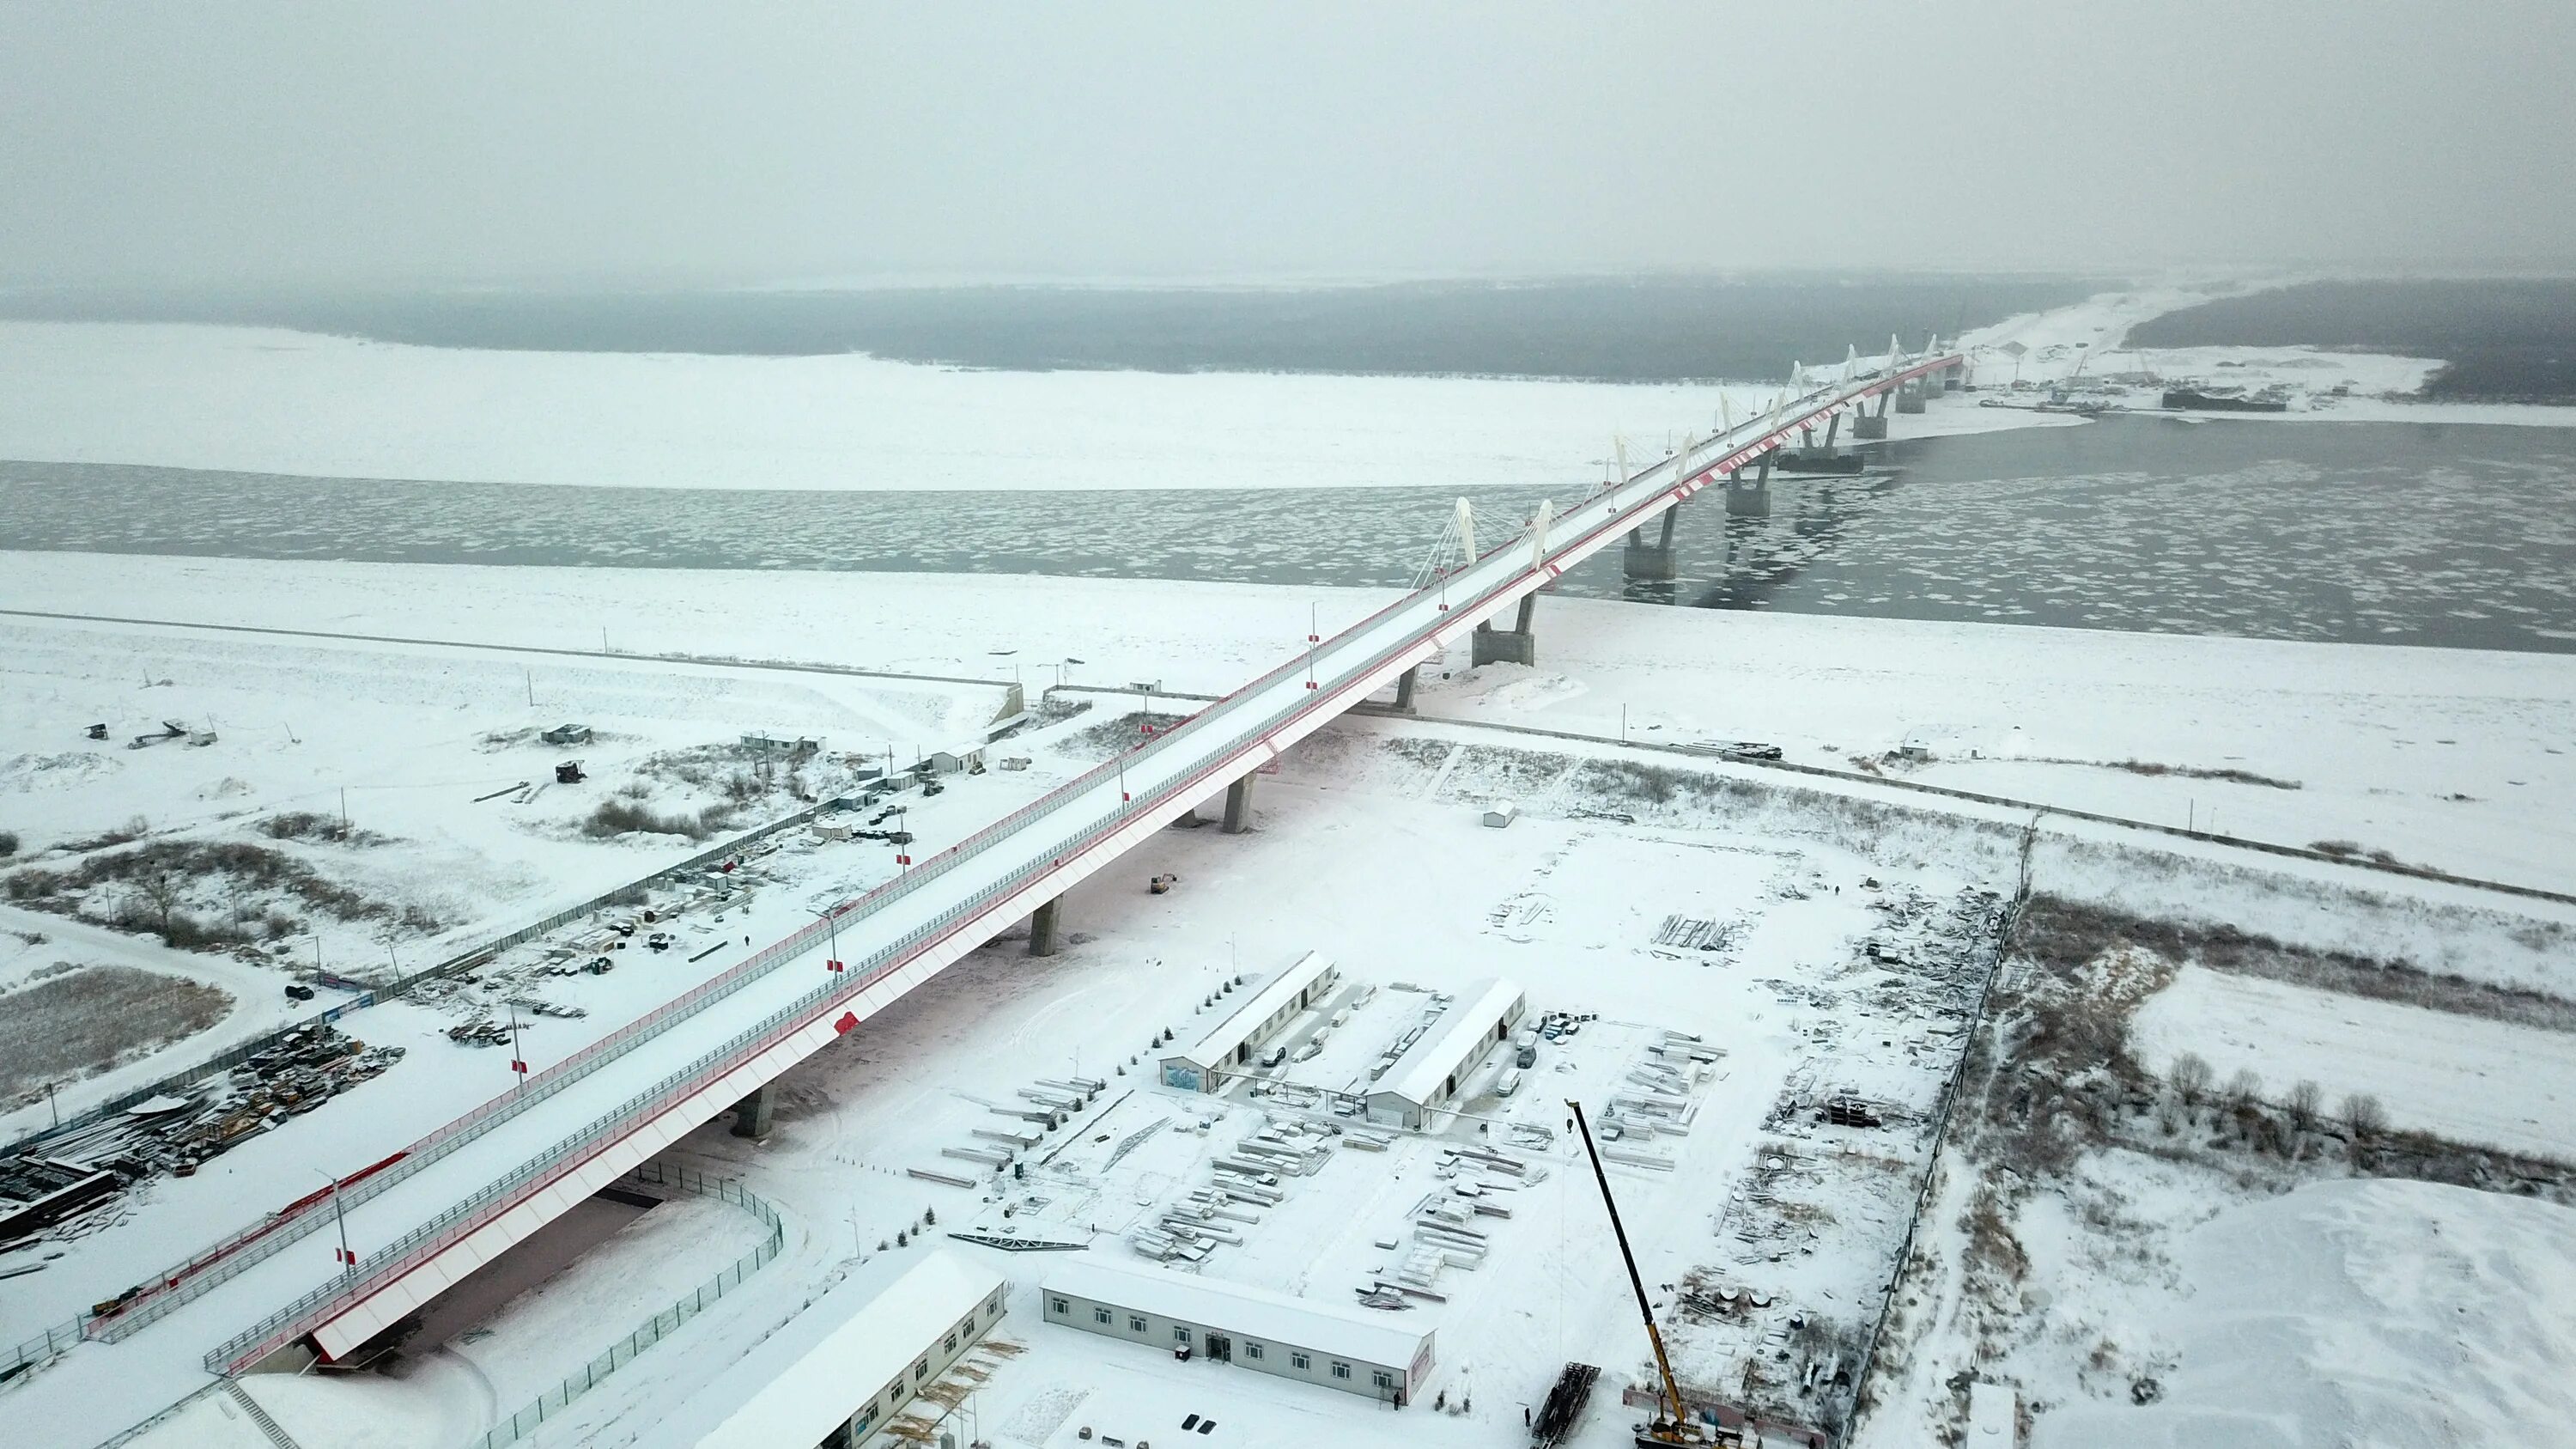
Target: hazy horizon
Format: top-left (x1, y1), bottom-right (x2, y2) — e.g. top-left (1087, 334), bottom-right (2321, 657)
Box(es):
top-left (6, 2), bottom-right (2573, 290)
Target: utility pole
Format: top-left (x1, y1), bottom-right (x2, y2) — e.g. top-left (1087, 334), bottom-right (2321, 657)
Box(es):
top-left (508, 1005), bottom-right (528, 1091)
top-left (339, 787), bottom-right (349, 834)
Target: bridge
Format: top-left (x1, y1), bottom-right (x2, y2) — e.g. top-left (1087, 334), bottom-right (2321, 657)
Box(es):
top-left (25, 344), bottom-right (1964, 1423)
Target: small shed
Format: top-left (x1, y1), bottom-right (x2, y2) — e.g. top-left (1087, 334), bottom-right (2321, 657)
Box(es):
top-left (741, 733), bottom-right (821, 759)
top-left (541, 723), bottom-right (592, 746)
top-left (1481, 801), bottom-right (1520, 829)
top-left (927, 747), bottom-right (984, 774)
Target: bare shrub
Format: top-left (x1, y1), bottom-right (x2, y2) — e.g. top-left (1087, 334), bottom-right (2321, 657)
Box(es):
top-left (258, 811), bottom-right (376, 843)
top-left (0, 830), bottom-right (18, 856)
top-left (136, 871), bottom-right (184, 935)
top-left (583, 800), bottom-right (734, 842)
top-left (2170, 1052), bottom-right (2213, 1107)
top-left (0, 965), bottom-right (232, 1102)
top-left (2223, 1068), bottom-right (2263, 1110)
top-left (3, 840), bottom-right (393, 945)
top-left (2342, 1093), bottom-right (2388, 1141)
top-left (2286, 1079), bottom-right (2324, 1133)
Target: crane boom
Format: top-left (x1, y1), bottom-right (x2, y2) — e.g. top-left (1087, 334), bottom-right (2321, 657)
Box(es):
top-left (1567, 1099), bottom-right (1700, 1445)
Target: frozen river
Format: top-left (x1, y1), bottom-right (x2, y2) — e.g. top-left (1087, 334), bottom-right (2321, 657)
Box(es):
top-left (7, 417), bottom-right (2574, 653)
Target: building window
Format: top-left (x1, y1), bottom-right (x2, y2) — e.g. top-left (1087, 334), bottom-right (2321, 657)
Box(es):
top-left (1373, 1371), bottom-right (1394, 1390)
top-left (1291, 1352), bottom-right (1310, 1371)
top-left (1129, 1314), bottom-right (1147, 1332)
top-left (945, 1330), bottom-right (959, 1352)
top-left (914, 1357), bottom-right (930, 1384)
top-left (1050, 1296), bottom-right (1069, 1316)
top-left (884, 1383), bottom-right (902, 1409)
top-left (1332, 1361), bottom-right (1352, 1380)
top-left (1094, 1306), bottom-right (1112, 1324)
top-left (1174, 1326), bottom-right (1193, 1345)
top-left (1244, 1342), bottom-right (1265, 1361)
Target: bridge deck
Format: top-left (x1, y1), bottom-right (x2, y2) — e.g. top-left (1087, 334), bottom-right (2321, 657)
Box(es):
top-left (31, 353), bottom-right (1959, 1422)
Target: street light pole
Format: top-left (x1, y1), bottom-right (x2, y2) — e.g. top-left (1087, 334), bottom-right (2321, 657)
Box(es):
top-left (319, 1169), bottom-right (355, 1275)
top-left (813, 906), bottom-right (843, 974)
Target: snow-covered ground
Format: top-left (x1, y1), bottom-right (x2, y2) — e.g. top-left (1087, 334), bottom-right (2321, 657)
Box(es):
top-left (2132, 964), bottom-right (2576, 1161)
top-left (9, 275), bottom-right (2576, 1449)
top-left (1955, 280), bottom-right (2576, 429)
top-left (0, 320), bottom-right (1788, 494)
top-left (92, 715), bottom-right (1994, 1449)
top-left (13, 552), bottom-right (2571, 895)
top-left (25, 280), bottom-right (2565, 506)
top-left (2032, 1176), bottom-right (2576, 1449)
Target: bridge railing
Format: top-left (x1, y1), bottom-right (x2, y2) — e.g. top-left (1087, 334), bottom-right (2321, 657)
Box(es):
top-left (199, 360), bottom-right (1942, 1373)
top-left (202, 536), bottom-right (1531, 1373)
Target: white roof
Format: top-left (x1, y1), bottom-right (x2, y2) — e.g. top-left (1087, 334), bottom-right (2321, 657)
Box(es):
top-left (676, 1250), bottom-right (1004, 1449)
top-left (1044, 1257), bottom-right (1429, 1370)
top-left (1168, 952), bottom-right (1335, 1070)
top-left (1375, 978), bottom-right (1524, 1107)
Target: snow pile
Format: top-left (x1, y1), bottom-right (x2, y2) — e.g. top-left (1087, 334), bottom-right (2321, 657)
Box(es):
top-left (2036, 1178), bottom-right (2576, 1448)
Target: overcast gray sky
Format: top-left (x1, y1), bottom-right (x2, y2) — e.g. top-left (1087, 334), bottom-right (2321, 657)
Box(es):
top-left (4, 1), bottom-right (2570, 288)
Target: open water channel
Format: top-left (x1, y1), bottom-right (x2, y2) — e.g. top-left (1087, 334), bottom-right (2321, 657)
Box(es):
top-left (5, 417), bottom-right (2574, 653)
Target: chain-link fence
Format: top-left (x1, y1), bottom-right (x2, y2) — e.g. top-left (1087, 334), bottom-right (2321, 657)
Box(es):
top-left (469, 1162), bottom-right (782, 1449)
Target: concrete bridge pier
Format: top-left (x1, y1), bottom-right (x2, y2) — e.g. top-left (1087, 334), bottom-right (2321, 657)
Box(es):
top-left (1471, 594), bottom-right (1539, 666)
top-left (1726, 454), bottom-right (1775, 518)
top-left (1854, 392), bottom-right (1890, 440)
top-left (1029, 896), bottom-right (1063, 956)
top-left (1392, 666), bottom-right (1419, 712)
top-left (1221, 773), bottom-right (1258, 833)
top-left (1622, 507), bottom-right (1680, 581)
top-left (1894, 376), bottom-right (1928, 415)
top-left (731, 1082), bottom-right (777, 1138)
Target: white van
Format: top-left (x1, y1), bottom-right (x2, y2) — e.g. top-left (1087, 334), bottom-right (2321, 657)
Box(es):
top-left (1494, 1068), bottom-right (1524, 1098)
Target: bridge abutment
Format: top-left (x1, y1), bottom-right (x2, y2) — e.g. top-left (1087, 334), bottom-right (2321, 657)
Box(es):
top-left (1471, 594), bottom-right (1539, 666)
top-left (731, 1083), bottom-right (777, 1139)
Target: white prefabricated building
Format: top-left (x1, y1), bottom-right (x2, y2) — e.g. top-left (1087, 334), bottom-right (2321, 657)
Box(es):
top-left (1365, 977), bottom-right (1527, 1129)
top-left (1042, 1257), bottom-right (1433, 1404)
top-left (1160, 951), bottom-right (1339, 1091)
top-left (671, 1250), bottom-right (1005, 1449)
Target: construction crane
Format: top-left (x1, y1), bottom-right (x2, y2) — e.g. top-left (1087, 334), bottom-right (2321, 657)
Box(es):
top-left (1567, 1099), bottom-right (1712, 1447)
